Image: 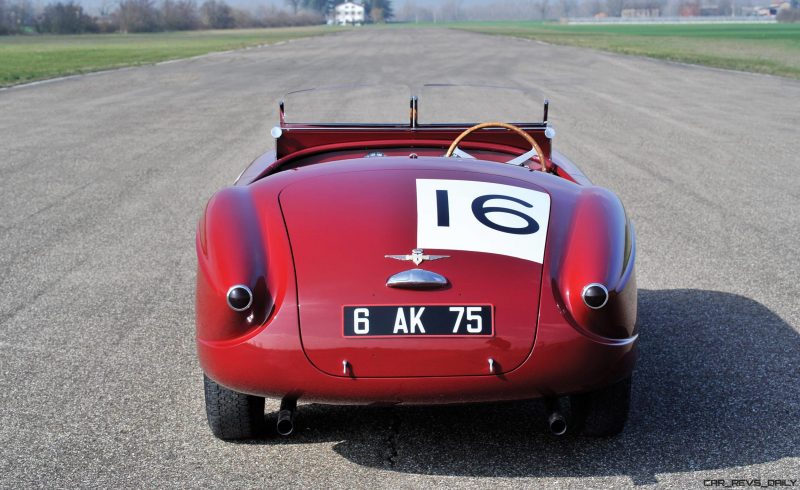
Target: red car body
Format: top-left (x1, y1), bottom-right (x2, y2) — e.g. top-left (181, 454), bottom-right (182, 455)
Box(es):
top-left (196, 96), bottom-right (637, 433)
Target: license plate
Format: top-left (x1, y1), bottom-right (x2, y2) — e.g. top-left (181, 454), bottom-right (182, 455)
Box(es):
top-left (343, 305), bottom-right (493, 337)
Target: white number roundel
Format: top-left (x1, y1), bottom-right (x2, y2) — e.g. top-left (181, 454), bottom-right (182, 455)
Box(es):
top-left (416, 179), bottom-right (550, 264)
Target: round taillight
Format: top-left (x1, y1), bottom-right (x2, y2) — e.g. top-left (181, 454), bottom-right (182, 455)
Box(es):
top-left (226, 285), bottom-right (253, 312)
top-left (582, 283), bottom-right (609, 310)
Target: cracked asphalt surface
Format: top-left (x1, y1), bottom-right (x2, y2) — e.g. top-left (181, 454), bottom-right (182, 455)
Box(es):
top-left (1, 28), bottom-right (798, 488)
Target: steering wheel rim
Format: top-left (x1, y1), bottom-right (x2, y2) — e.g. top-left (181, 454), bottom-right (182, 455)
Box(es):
top-left (445, 121), bottom-right (548, 171)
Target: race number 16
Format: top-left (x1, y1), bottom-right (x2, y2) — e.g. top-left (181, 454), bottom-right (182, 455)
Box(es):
top-left (416, 179), bottom-right (551, 264)
top-left (435, 190), bottom-right (539, 235)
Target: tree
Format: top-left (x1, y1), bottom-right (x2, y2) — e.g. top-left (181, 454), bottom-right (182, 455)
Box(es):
top-left (606, 0), bottom-right (624, 16)
top-left (200, 0), bottom-right (234, 28)
top-left (776, 7), bottom-right (800, 21)
top-left (39, 1), bottom-right (98, 33)
top-left (558, 0), bottom-right (576, 17)
top-left (115, 0), bottom-right (160, 32)
top-left (284, 0), bottom-right (300, 15)
top-left (437, 0), bottom-right (462, 21)
top-left (396, 0), bottom-right (414, 21)
top-left (162, 0), bottom-right (198, 30)
top-left (537, 0), bottom-right (549, 18)
top-left (366, 0), bottom-right (392, 20)
top-left (2, 0), bottom-right (36, 33)
top-left (301, 0), bottom-right (328, 13)
top-left (0, 0), bottom-right (9, 34)
top-left (398, 1), bottom-right (433, 22)
top-left (232, 7), bottom-right (258, 27)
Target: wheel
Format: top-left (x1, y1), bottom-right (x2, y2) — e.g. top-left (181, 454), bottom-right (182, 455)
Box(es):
top-left (571, 376), bottom-right (632, 437)
top-left (203, 375), bottom-right (265, 439)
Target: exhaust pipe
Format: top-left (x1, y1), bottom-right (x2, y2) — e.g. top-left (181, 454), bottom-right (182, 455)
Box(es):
top-left (276, 397), bottom-right (297, 436)
top-left (544, 398), bottom-right (568, 436)
top-left (547, 411), bottom-right (568, 436)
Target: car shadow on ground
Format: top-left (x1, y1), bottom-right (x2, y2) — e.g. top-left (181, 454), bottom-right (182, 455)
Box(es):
top-left (245, 289), bottom-right (799, 484)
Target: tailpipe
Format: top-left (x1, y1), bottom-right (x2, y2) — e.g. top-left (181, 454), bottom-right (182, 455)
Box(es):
top-left (544, 397), bottom-right (568, 436)
top-left (276, 397), bottom-right (297, 436)
top-left (547, 411), bottom-right (568, 436)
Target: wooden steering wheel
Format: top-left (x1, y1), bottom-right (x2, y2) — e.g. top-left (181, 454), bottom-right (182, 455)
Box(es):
top-left (445, 122), bottom-right (548, 171)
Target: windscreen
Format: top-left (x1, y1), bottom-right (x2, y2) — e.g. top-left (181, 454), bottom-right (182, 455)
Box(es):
top-left (281, 84), bottom-right (547, 126)
top-left (417, 84), bottom-right (546, 125)
top-left (281, 85), bottom-right (411, 125)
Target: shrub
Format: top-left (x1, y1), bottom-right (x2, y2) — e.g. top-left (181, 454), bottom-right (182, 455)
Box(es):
top-left (777, 8), bottom-right (800, 22)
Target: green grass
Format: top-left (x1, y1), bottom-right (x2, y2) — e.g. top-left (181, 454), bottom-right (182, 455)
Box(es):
top-left (3, 23), bottom-right (798, 86)
top-left (451, 22), bottom-right (800, 79)
top-left (0, 27), bottom-right (340, 87)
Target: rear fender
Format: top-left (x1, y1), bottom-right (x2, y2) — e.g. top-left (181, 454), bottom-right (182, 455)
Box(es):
top-left (196, 187), bottom-right (272, 341)
top-left (556, 187), bottom-right (637, 340)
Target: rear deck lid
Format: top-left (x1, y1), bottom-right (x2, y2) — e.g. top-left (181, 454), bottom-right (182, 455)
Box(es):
top-left (279, 163), bottom-right (551, 378)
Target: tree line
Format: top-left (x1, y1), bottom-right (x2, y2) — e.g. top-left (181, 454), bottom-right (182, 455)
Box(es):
top-left (395, 0), bottom-right (795, 21)
top-left (0, 0), bottom-right (393, 35)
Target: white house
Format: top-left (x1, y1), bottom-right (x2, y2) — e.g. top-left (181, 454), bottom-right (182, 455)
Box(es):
top-left (334, 1), bottom-right (365, 25)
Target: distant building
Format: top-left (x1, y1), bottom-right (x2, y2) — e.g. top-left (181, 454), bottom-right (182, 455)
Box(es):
top-left (750, 1), bottom-right (790, 14)
top-left (679, 0), bottom-right (741, 15)
top-left (621, 1), bottom-right (661, 17)
top-left (334, 2), bottom-right (365, 25)
top-left (621, 7), bottom-right (660, 16)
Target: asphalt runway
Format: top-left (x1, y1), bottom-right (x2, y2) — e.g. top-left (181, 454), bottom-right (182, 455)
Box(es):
top-left (1, 28), bottom-right (798, 488)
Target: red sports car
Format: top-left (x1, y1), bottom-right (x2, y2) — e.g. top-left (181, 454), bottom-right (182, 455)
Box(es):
top-left (196, 86), bottom-right (637, 440)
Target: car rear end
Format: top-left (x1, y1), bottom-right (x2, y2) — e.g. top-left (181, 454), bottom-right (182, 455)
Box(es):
top-left (197, 158), bottom-right (637, 408)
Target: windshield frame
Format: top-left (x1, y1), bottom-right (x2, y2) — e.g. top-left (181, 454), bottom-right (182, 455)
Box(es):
top-left (280, 84), bottom-right (550, 129)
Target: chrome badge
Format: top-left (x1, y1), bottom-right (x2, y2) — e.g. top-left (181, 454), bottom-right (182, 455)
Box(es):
top-left (385, 248), bottom-right (449, 266)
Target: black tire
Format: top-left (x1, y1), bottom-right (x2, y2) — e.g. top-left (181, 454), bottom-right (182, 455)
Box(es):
top-left (203, 375), bottom-right (265, 440)
top-left (571, 376), bottom-right (632, 437)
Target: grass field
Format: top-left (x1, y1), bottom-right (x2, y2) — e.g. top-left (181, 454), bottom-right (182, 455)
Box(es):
top-left (452, 22), bottom-right (800, 79)
top-left (0, 27), bottom-right (339, 87)
top-left (2, 23), bottom-right (798, 87)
